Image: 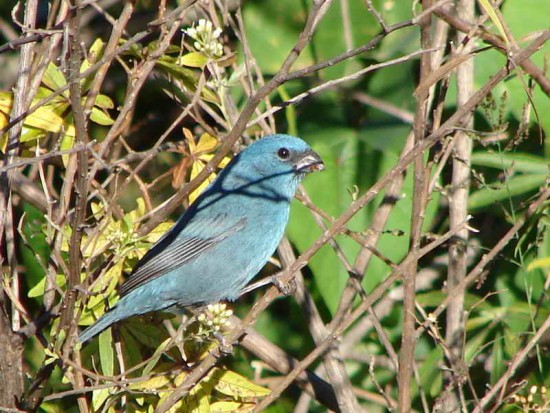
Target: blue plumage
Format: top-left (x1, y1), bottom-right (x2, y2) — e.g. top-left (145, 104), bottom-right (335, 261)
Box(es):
top-left (79, 134), bottom-right (324, 342)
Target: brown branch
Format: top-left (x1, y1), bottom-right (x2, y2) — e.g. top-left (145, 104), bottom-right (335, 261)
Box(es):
top-left (397, 1), bottom-right (432, 409)
top-left (0, 0), bottom-right (38, 408)
top-left (442, 0), bottom-right (475, 411)
top-left (55, 2), bottom-right (90, 412)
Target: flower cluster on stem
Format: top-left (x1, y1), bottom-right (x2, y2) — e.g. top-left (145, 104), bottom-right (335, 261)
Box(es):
top-left (184, 19), bottom-right (223, 58)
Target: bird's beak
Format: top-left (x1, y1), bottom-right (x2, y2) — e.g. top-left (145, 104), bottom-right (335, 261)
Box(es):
top-left (293, 150), bottom-right (325, 173)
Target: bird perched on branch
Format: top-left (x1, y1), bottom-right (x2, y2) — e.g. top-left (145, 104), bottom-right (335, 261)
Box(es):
top-left (79, 134), bottom-right (324, 342)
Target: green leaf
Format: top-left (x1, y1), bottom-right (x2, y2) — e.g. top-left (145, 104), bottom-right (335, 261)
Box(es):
top-left (464, 326), bottom-right (493, 363)
top-left (490, 332), bottom-right (505, 384)
top-left (156, 57), bottom-right (198, 84)
top-left (20, 203), bottom-right (49, 288)
top-left (288, 124), bottom-right (440, 312)
top-left (311, 0), bottom-right (379, 80)
top-left (469, 174), bottom-right (547, 210)
top-left (99, 329), bottom-right (114, 376)
top-left (80, 38), bottom-right (105, 76)
top-left (472, 0), bottom-right (550, 145)
top-left (242, 1), bottom-right (313, 73)
top-left (59, 129), bottom-right (75, 167)
top-left (287, 129), bottom-right (363, 313)
top-left (416, 291), bottom-right (492, 311)
top-left (123, 317), bottom-right (170, 349)
top-left (418, 347), bottom-right (443, 397)
top-left (471, 152), bottom-right (549, 174)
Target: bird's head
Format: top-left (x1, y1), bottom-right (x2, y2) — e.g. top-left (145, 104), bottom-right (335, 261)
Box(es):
top-left (220, 134), bottom-right (324, 201)
top-left (242, 134), bottom-right (324, 178)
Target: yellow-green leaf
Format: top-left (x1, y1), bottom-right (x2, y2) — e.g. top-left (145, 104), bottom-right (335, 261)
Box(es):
top-left (92, 388), bottom-right (110, 411)
top-left (42, 62), bottom-right (67, 92)
top-left (527, 257), bottom-right (550, 271)
top-left (177, 52), bottom-right (208, 68)
top-left (128, 372), bottom-right (186, 391)
top-left (478, 0), bottom-right (510, 46)
top-left (208, 368), bottom-right (271, 398)
top-left (194, 133), bottom-right (218, 153)
top-left (182, 384), bottom-right (209, 413)
top-left (81, 38), bottom-right (105, 75)
top-left (90, 106), bottom-right (115, 125)
top-left (147, 222), bottom-right (173, 244)
top-left (189, 161), bottom-right (215, 203)
top-left (28, 274), bottom-right (65, 298)
top-left (0, 91), bottom-right (64, 134)
top-left (94, 94), bottom-right (115, 109)
top-left (60, 126), bottom-right (75, 167)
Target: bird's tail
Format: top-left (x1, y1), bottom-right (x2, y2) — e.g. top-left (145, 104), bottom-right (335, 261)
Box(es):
top-left (79, 310), bottom-right (124, 343)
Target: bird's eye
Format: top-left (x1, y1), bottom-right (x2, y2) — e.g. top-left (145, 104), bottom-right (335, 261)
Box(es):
top-left (277, 147), bottom-right (290, 159)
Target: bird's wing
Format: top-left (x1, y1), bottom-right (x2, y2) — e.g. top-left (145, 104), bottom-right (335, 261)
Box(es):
top-left (119, 214), bottom-right (247, 297)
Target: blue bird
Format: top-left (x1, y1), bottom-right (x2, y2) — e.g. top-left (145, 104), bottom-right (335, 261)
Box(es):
top-left (79, 134), bottom-right (324, 342)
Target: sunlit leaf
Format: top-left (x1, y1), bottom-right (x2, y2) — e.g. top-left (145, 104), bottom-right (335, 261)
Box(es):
top-left (0, 91), bottom-right (64, 135)
top-left (177, 52), bottom-right (208, 68)
top-left (28, 274), bottom-right (65, 298)
top-left (94, 93), bottom-right (115, 109)
top-left (129, 372), bottom-right (187, 391)
top-left (527, 257), bottom-right (550, 271)
top-left (207, 368), bottom-right (271, 398)
top-left (90, 106), bottom-right (115, 125)
top-left (92, 388), bottom-right (110, 411)
top-left (189, 161), bottom-right (215, 203)
top-left (42, 62), bottom-right (67, 92)
top-left (60, 126), bottom-right (75, 167)
top-left (478, 0), bottom-right (509, 46)
top-left (80, 38), bottom-right (105, 77)
top-left (194, 133), bottom-right (218, 153)
top-left (182, 384), bottom-right (210, 413)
